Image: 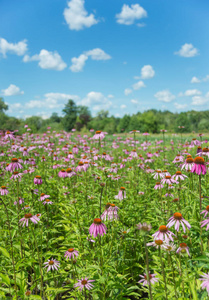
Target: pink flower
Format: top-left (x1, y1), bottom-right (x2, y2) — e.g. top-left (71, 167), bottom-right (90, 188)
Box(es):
top-left (200, 273), bottom-right (209, 295)
top-left (58, 169), bottom-right (67, 178)
top-left (43, 199), bottom-right (53, 205)
top-left (138, 273), bottom-right (159, 286)
top-left (64, 248), bottom-right (79, 260)
top-left (191, 157), bottom-right (207, 175)
top-left (4, 131), bottom-right (15, 140)
top-left (19, 213), bottom-right (40, 227)
top-left (74, 277), bottom-right (95, 291)
top-left (92, 131), bottom-right (105, 140)
top-left (167, 213), bottom-right (191, 232)
top-left (0, 186), bottom-right (8, 195)
top-left (44, 259), bottom-right (60, 272)
top-left (154, 182), bottom-right (164, 190)
top-left (181, 157), bottom-right (194, 171)
top-left (201, 218), bottom-right (209, 231)
top-left (200, 206), bottom-right (209, 218)
top-left (115, 187), bottom-right (126, 200)
top-left (40, 193), bottom-right (50, 201)
top-left (176, 243), bottom-right (190, 256)
top-left (89, 218), bottom-right (107, 237)
top-left (152, 225), bottom-right (176, 242)
top-left (161, 176), bottom-right (178, 185)
top-left (101, 203), bottom-right (119, 221)
top-left (172, 171), bottom-right (188, 181)
top-left (6, 158), bottom-right (23, 172)
top-left (34, 176), bottom-right (43, 185)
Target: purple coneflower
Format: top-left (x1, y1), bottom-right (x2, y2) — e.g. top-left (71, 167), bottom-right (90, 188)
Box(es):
top-left (152, 225), bottom-right (176, 241)
top-left (147, 239), bottom-right (164, 248)
top-left (200, 273), bottom-right (209, 295)
top-left (172, 171), bottom-right (188, 181)
top-left (58, 169), bottom-right (67, 178)
top-left (43, 199), bottom-right (53, 205)
top-left (40, 193), bottom-right (50, 201)
top-left (138, 273), bottom-right (158, 286)
top-left (200, 206), bottom-right (209, 218)
top-left (154, 182), bottom-right (164, 190)
top-left (176, 243), bottom-right (190, 256)
top-left (89, 218), bottom-right (107, 237)
top-left (101, 203), bottom-right (119, 221)
top-left (6, 158), bottom-right (23, 172)
top-left (74, 277), bottom-right (95, 291)
top-left (167, 212), bottom-right (191, 232)
top-left (19, 213), bottom-right (40, 227)
top-left (191, 156), bottom-right (207, 175)
top-left (181, 156), bottom-right (194, 171)
top-left (64, 248), bottom-right (79, 260)
top-left (34, 176), bottom-right (43, 185)
top-left (161, 176), bottom-right (177, 185)
top-left (44, 259), bottom-right (60, 272)
top-left (114, 187), bottom-right (126, 200)
top-left (201, 218), bottom-right (209, 231)
top-left (92, 130), bottom-right (105, 140)
top-left (0, 186), bottom-right (8, 195)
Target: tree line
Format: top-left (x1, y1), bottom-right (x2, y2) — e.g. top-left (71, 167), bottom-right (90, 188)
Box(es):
top-left (0, 98), bottom-right (209, 134)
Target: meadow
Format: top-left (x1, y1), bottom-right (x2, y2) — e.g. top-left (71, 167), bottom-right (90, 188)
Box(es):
top-left (0, 128), bottom-right (209, 299)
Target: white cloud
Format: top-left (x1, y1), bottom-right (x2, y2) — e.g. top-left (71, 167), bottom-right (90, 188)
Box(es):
top-left (141, 65), bottom-right (155, 79)
top-left (79, 91), bottom-right (112, 111)
top-left (7, 102), bottom-right (23, 113)
top-left (70, 48), bottom-right (111, 72)
top-left (175, 43), bottom-right (199, 57)
top-left (131, 99), bottom-right (138, 104)
top-left (203, 75), bottom-right (209, 82)
top-left (124, 88), bottom-right (132, 95)
top-left (133, 76), bottom-right (140, 80)
top-left (70, 54), bottom-right (88, 72)
top-left (26, 93), bottom-right (79, 109)
top-left (63, 0), bottom-right (99, 30)
top-left (132, 80), bottom-right (146, 90)
top-left (191, 95), bottom-right (209, 106)
top-left (154, 90), bottom-right (175, 103)
top-left (0, 38), bottom-right (28, 57)
top-left (184, 89), bottom-right (201, 96)
top-left (23, 49), bottom-right (67, 71)
top-left (191, 76), bottom-right (200, 83)
top-left (116, 4), bottom-right (147, 25)
top-left (1, 84), bottom-right (24, 96)
top-left (174, 103), bottom-right (188, 109)
top-left (120, 104), bottom-right (127, 109)
top-left (137, 23), bottom-right (146, 28)
top-left (108, 94), bottom-right (114, 98)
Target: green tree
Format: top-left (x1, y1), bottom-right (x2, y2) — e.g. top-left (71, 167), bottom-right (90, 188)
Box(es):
top-left (62, 100), bottom-right (77, 131)
top-left (0, 98), bottom-right (8, 112)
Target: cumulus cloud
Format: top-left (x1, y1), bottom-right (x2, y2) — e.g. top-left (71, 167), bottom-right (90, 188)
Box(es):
top-left (120, 104), bottom-right (127, 109)
top-left (203, 75), bottom-right (209, 82)
top-left (70, 48), bottom-right (111, 72)
top-left (0, 38), bottom-right (28, 57)
top-left (154, 90), bottom-right (175, 103)
top-left (131, 99), bottom-right (138, 104)
top-left (63, 0), bottom-right (99, 30)
top-left (191, 95), bottom-right (209, 106)
top-left (132, 81), bottom-right (146, 90)
top-left (184, 89), bottom-right (201, 96)
top-left (25, 93), bottom-right (79, 109)
top-left (78, 91), bottom-right (112, 111)
top-left (1, 84), bottom-right (24, 96)
top-left (191, 76), bottom-right (200, 83)
top-left (23, 49), bottom-right (67, 71)
top-left (124, 88), bottom-right (132, 96)
top-left (174, 103), bottom-right (188, 110)
top-left (175, 43), bottom-right (199, 57)
top-left (141, 65), bottom-right (155, 79)
top-left (7, 102), bottom-right (23, 113)
top-left (116, 4), bottom-right (147, 25)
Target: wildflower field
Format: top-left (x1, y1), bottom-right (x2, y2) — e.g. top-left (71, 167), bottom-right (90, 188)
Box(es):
top-left (1, 128), bottom-right (209, 300)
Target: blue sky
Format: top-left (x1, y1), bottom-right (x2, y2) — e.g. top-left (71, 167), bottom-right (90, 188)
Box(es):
top-left (0, 0), bottom-right (209, 119)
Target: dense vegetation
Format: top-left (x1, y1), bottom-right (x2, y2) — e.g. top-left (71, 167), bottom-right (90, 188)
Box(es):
top-left (1, 97), bottom-right (209, 134)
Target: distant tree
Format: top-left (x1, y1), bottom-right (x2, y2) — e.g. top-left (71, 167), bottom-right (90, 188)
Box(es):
top-left (50, 112), bottom-right (61, 123)
top-left (77, 105), bottom-right (91, 126)
top-left (118, 114), bottom-right (131, 132)
top-left (62, 99), bottom-right (77, 131)
top-left (0, 98), bottom-right (8, 112)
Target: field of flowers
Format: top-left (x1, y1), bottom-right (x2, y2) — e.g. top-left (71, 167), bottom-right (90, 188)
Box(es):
top-left (1, 128), bottom-right (209, 299)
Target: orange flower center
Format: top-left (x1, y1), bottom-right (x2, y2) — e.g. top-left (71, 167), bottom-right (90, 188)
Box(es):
top-left (1, 186), bottom-right (6, 189)
top-left (194, 156), bottom-right (205, 165)
top-left (176, 171), bottom-right (182, 175)
top-left (206, 205), bottom-right (209, 211)
top-left (81, 280), bottom-right (88, 285)
top-left (66, 168), bottom-right (72, 173)
top-left (68, 248), bottom-right (74, 252)
top-left (96, 131), bottom-right (101, 134)
top-left (165, 176), bottom-right (171, 179)
top-left (159, 225), bottom-right (168, 233)
top-left (155, 240), bottom-right (163, 245)
top-left (174, 212), bottom-right (182, 220)
top-left (180, 243), bottom-right (187, 248)
top-left (25, 213), bottom-right (32, 219)
top-left (49, 260), bottom-right (54, 265)
top-left (123, 231), bottom-right (127, 234)
top-left (120, 187), bottom-right (125, 190)
top-left (78, 162), bottom-right (84, 166)
top-left (35, 175), bottom-right (41, 179)
top-left (61, 169), bottom-right (65, 172)
top-left (41, 193), bottom-right (45, 196)
top-left (12, 158), bottom-right (18, 162)
top-left (94, 218), bottom-right (102, 224)
top-left (144, 274), bottom-right (152, 280)
top-left (186, 158), bottom-right (194, 163)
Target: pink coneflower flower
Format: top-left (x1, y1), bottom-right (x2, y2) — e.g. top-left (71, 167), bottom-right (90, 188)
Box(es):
top-left (14, 198), bottom-right (24, 205)
top-left (191, 138), bottom-right (201, 146)
top-left (201, 218), bottom-right (209, 231)
top-left (154, 182), bottom-right (164, 190)
top-left (136, 223), bottom-right (152, 232)
top-left (115, 187), bottom-right (126, 200)
top-left (74, 277), bottom-right (95, 291)
top-left (138, 191), bottom-right (144, 195)
top-left (22, 205), bottom-right (30, 210)
top-left (76, 161), bottom-right (86, 172)
top-left (6, 158), bottom-right (23, 172)
top-left (152, 225), bottom-right (176, 241)
top-left (58, 169), bottom-right (67, 178)
top-left (191, 157), bottom-right (207, 175)
top-left (40, 193), bottom-right (50, 201)
top-left (92, 130), bottom-right (105, 140)
top-left (143, 132), bottom-right (150, 136)
top-left (64, 248), bottom-right (79, 260)
top-left (200, 273), bottom-right (209, 295)
top-left (4, 130), bottom-right (15, 140)
top-left (89, 218), bottom-right (107, 237)
top-left (181, 156), bottom-right (194, 171)
top-left (152, 170), bottom-right (164, 180)
top-left (200, 206), bottom-right (209, 218)
top-left (101, 203), bottom-right (119, 221)
top-left (167, 213), bottom-right (191, 232)
top-left (172, 171), bottom-right (188, 181)
top-left (0, 186), bottom-right (8, 195)
top-left (163, 242), bottom-right (176, 252)
top-left (19, 213), bottom-right (40, 227)
top-left (147, 239), bottom-right (164, 248)
top-left (44, 259), bottom-right (60, 272)
top-left (161, 176), bottom-right (178, 185)
top-left (43, 199), bottom-right (53, 205)
top-left (34, 175), bottom-right (43, 185)
top-left (176, 243), bottom-right (190, 256)
top-left (138, 273), bottom-right (159, 286)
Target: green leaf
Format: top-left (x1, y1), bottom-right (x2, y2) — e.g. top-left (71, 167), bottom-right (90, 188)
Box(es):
top-left (0, 247), bottom-right (10, 259)
top-left (0, 273), bottom-right (10, 286)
